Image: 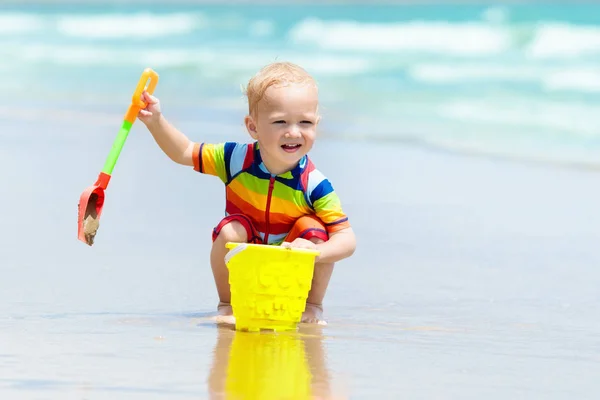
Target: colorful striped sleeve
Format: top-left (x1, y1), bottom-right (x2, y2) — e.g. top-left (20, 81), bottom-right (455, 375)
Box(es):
top-left (307, 169), bottom-right (350, 234)
top-left (192, 142), bottom-right (250, 184)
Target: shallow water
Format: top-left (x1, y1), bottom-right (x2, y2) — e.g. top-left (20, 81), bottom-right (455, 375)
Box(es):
top-left (3, 110), bottom-right (600, 398)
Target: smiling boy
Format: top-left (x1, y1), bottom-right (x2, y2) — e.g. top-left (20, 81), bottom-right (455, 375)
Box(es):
top-left (138, 62), bottom-right (356, 324)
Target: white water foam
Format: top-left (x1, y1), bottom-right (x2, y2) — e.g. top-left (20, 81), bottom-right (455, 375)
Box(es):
top-left (56, 13), bottom-right (202, 39)
top-left (542, 68), bottom-right (600, 92)
top-left (290, 17), bottom-right (600, 62)
top-left (0, 13), bottom-right (45, 35)
top-left (409, 63), bottom-right (546, 83)
top-left (409, 63), bottom-right (600, 93)
top-left (438, 99), bottom-right (600, 137)
top-left (289, 18), bottom-right (512, 56)
top-left (7, 43), bottom-right (372, 76)
top-left (527, 23), bottom-right (600, 59)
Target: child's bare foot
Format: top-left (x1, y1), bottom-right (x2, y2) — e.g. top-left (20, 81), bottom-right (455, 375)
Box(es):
top-left (217, 301), bottom-right (232, 315)
top-left (301, 303), bottom-right (327, 325)
top-left (215, 302), bottom-right (236, 325)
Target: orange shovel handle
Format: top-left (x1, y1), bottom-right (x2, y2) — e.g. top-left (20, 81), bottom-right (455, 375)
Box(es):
top-left (124, 68), bottom-right (160, 124)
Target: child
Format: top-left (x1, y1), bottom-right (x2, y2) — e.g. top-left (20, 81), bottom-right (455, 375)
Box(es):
top-left (138, 62), bottom-right (356, 324)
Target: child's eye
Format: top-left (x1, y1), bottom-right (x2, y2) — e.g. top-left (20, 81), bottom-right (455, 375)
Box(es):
top-left (273, 120), bottom-right (286, 124)
top-left (300, 120), bottom-right (313, 125)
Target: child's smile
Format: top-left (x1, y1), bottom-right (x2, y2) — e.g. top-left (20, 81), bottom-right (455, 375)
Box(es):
top-left (281, 143), bottom-right (302, 153)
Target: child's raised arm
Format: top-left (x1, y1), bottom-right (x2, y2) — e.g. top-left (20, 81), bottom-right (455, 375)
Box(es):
top-left (138, 91), bottom-right (195, 166)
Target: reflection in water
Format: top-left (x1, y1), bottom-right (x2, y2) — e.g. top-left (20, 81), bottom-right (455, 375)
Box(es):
top-left (208, 325), bottom-right (337, 399)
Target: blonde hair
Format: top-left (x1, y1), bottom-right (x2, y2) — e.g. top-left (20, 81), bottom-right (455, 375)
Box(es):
top-left (244, 61), bottom-right (317, 116)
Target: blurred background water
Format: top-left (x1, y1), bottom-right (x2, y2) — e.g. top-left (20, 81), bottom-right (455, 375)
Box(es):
top-left (3, 1), bottom-right (600, 166)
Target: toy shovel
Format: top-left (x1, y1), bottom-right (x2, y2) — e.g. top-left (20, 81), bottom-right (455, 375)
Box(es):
top-left (77, 68), bottom-right (159, 246)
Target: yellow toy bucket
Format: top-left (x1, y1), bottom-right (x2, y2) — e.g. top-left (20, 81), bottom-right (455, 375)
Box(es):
top-left (225, 243), bottom-right (319, 332)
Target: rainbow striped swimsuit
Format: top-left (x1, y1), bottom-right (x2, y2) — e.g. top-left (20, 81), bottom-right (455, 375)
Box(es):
top-left (192, 141), bottom-right (350, 245)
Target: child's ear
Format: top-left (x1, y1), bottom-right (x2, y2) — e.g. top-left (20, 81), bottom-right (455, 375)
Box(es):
top-left (244, 115), bottom-right (258, 139)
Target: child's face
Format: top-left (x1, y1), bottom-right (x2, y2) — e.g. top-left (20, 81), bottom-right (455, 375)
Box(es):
top-left (245, 83), bottom-right (320, 175)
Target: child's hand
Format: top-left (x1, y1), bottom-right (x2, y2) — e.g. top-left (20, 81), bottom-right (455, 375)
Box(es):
top-left (281, 238), bottom-right (317, 251)
top-left (137, 91), bottom-right (161, 124)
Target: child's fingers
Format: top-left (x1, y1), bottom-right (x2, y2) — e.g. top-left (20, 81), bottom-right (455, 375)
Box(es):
top-left (282, 240), bottom-right (316, 250)
top-left (142, 91), bottom-right (158, 104)
top-left (139, 109), bottom-right (152, 117)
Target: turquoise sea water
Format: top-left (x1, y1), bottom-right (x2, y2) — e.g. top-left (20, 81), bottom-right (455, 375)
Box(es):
top-left (2, 2), bottom-right (600, 166)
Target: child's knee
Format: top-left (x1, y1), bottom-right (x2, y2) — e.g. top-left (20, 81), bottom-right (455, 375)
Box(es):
top-left (215, 221), bottom-right (247, 243)
top-left (287, 215), bottom-right (328, 244)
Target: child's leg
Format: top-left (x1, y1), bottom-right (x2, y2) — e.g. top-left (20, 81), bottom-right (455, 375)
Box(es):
top-left (285, 215), bottom-right (333, 324)
top-left (210, 215), bottom-right (261, 317)
top-left (211, 222), bottom-right (246, 315)
top-left (304, 237), bottom-right (334, 324)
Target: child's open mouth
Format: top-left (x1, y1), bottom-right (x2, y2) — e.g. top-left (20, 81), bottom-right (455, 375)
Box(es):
top-left (281, 144), bottom-right (302, 153)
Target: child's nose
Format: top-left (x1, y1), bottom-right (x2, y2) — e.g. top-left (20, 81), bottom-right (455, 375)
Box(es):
top-left (286, 125), bottom-right (302, 137)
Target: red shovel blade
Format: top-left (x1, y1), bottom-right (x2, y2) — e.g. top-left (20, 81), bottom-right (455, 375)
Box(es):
top-left (77, 172), bottom-right (110, 246)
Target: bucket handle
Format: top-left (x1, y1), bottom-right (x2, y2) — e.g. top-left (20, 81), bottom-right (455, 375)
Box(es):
top-left (224, 243), bottom-right (247, 264)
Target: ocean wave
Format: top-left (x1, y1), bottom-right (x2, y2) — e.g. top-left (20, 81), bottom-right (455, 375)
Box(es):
top-left (6, 42), bottom-right (599, 96)
top-left (0, 11), bottom-right (268, 40)
top-left (527, 23), bottom-right (600, 59)
top-left (409, 63), bottom-right (600, 93)
top-left (289, 17), bottom-right (600, 60)
top-left (409, 63), bottom-right (544, 83)
top-left (19, 44), bottom-right (127, 65)
top-left (438, 100), bottom-right (600, 137)
top-left (0, 13), bottom-right (44, 35)
top-left (5, 10), bottom-right (600, 61)
top-left (6, 43), bottom-right (372, 76)
top-left (542, 68), bottom-right (600, 92)
top-left (289, 18), bottom-right (511, 56)
top-left (56, 13), bottom-right (200, 38)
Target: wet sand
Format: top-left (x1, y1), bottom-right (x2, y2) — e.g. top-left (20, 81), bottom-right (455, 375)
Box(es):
top-left (1, 112), bottom-right (600, 399)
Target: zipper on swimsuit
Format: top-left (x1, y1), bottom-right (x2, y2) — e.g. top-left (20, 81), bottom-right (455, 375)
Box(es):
top-left (263, 176), bottom-right (276, 244)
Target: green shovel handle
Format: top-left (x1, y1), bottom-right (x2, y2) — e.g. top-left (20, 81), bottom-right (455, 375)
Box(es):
top-left (101, 68), bottom-right (159, 176)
